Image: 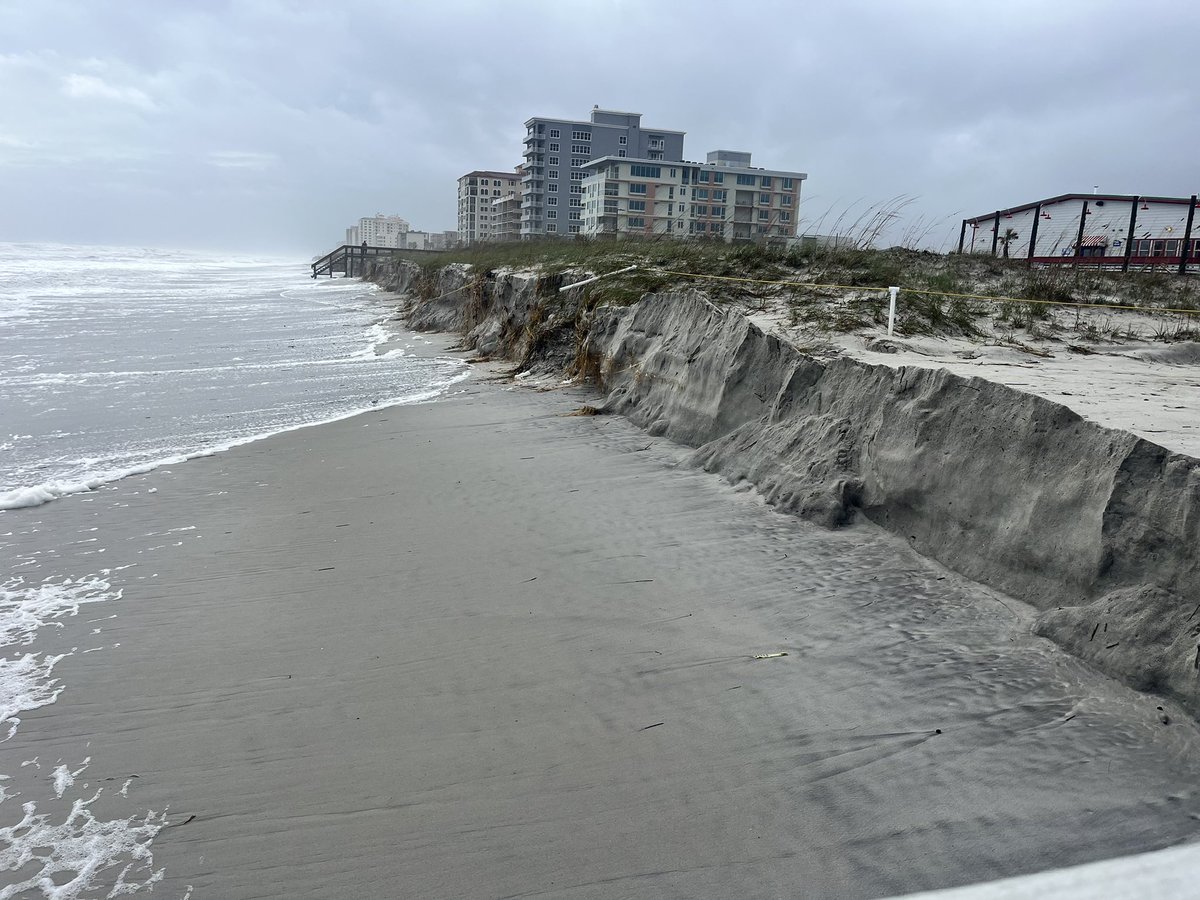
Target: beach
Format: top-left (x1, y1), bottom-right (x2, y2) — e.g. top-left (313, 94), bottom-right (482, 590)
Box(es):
top-left (6, 334), bottom-right (1200, 898)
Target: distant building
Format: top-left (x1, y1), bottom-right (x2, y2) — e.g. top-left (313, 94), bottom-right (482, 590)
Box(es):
top-left (490, 193), bottom-right (522, 242)
top-left (458, 169), bottom-right (523, 245)
top-left (345, 225), bottom-right (360, 245)
top-left (521, 108), bottom-right (686, 239)
top-left (356, 214), bottom-right (410, 248)
top-left (961, 193), bottom-right (1199, 269)
top-left (580, 150), bottom-right (806, 242)
top-left (430, 231), bottom-right (459, 251)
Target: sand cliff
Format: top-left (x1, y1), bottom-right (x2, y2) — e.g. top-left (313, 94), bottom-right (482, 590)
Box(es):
top-left (368, 258), bottom-right (1200, 719)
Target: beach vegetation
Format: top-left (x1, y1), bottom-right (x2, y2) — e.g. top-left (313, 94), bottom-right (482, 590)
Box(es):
top-left (390, 238), bottom-right (1200, 350)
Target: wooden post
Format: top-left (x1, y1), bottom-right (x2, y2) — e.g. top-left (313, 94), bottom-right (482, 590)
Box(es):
top-left (991, 211), bottom-right (1000, 256)
top-left (1027, 204), bottom-right (1041, 268)
top-left (1074, 200), bottom-right (1089, 266)
top-left (1179, 195), bottom-right (1197, 275)
top-left (1122, 198), bottom-right (1139, 273)
top-left (957, 219), bottom-right (967, 254)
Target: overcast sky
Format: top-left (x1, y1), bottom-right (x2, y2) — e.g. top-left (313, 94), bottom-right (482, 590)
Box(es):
top-left (2, 0), bottom-right (1197, 256)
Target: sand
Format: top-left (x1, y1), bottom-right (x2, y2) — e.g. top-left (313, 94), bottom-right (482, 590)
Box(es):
top-left (749, 310), bottom-right (1200, 459)
top-left (5, 336), bottom-right (1200, 899)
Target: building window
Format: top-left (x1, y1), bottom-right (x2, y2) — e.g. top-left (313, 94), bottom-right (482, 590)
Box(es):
top-left (569, 224), bottom-right (581, 233)
top-left (569, 211), bottom-right (581, 220)
top-left (619, 135), bottom-right (628, 145)
top-left (782, 178), bottom-right (793, 190)
top-left (629, 165), bottom-right (661, 178)
top-left (548, 197), bottom-right (558, 205)
top-left (711, 206), bottom-right (725, 217)
top-left (618, 149), bottom-right (626, 157)
top-left (572, 130), bottom-right (591, 141)
top-left (549, 170), bottom-right (558, 179)
top-left (549, 142), bottom-right (559, 152)
top-left (698, 171), bottom-right (711, 183)
top-left (758, 210), bottom-right (770, 221)
top-left (549, 156), bottom-right (559, 166)
top-left (693, 205), bottom-right (708, 216)
top-left (780, 211), bottom-right (791, 222)
top-left (629, 200), bottom-right (646, 211)
top-left (570, 184), bottom-right (583, 194)
top-left (713, 172), bottom-right (724, 183)
top-left (547, 210), bottom-right (557, 219)
top-left (549, 129), bottom-right (560, 138)
top-left (695, 188), bottom-right (709, 200)
top-left (547, 223), bottom-right (557, 232)
top-left (549, 183), bottom-right (558, 192)
top-left (760, 193), bottom-right (771, 204)
top-left (569, 197), bottom-right (581, 206)
top-left (628, 217), bottom-right (645, 228)
top-left (760, 176), bottom-right (772, 187)
top-left (782, 194), bottom-right (793, 206)
top-left (736, 174), bottom-right (756, 185)
top-left (629, 183), bottom-right (647, 194)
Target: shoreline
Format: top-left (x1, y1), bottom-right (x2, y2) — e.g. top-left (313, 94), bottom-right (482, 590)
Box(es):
top-left (0, 321), bottom-right (469, 513)
top-left (5, 325), bottom-right (1200, 897)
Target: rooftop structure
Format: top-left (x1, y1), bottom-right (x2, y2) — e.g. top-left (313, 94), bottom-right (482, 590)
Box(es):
top-left (961, 193), bottom-right (1199, 271)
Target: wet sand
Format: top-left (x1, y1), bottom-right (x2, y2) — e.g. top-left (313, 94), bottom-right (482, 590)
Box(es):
top-left (5, 350), bottom-right (1200, 898)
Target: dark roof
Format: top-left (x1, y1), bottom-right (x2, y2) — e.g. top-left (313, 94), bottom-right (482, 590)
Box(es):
top-left (965, 193), bottom-right (1196, 224)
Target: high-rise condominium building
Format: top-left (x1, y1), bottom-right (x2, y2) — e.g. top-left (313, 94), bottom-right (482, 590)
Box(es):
top-left (520, 108), bottom-right (685, 239)
top-left (580, 150), bottom-right (806, 242)
top-left (356, 214), bottom-right (411, 248)
top-left (458, 170), bottom-right (523, 245)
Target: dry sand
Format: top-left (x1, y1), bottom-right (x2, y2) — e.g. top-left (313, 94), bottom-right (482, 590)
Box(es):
top-left (750, 309), bottom-right (1200, 458)
top-left (6, 336), bottom-right (1200, 898)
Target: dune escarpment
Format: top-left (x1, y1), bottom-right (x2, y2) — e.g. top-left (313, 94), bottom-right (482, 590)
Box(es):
top-left (368, 258), bottom-right (1200, 717)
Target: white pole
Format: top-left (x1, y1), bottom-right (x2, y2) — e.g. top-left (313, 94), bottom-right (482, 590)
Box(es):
top-left (887, 286), bottom-right (899, 337)
top-left (559, 264), bottom-right (638, 291)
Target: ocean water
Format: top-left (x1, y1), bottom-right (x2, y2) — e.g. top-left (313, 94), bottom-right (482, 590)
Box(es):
top-left (0, 243), bottom-right (466, 895)
top-left (0, 243), bottom-right (466, 510)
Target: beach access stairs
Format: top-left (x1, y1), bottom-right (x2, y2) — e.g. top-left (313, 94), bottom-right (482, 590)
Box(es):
top-left (311, 244), bottom-right (450, 278)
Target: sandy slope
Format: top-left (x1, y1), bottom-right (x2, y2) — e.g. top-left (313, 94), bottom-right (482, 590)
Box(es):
top-left (4, 334), bottom-right (1200, 898)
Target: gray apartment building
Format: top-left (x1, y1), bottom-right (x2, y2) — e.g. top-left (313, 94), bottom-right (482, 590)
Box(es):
top-left (520, 107), bottom-right (685, 238)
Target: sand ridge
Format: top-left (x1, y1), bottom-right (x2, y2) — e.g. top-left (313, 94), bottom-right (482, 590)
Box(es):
top-left (5, 334), bottom-right (1200, 897)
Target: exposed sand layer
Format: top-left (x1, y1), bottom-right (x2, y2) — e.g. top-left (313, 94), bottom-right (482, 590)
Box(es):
top-left (772, 322), bottom-right (1200, 460)
top-left (5, 340), bottom-right (1200, 898)
top-left (370, 259), bottom-right (1200, 720)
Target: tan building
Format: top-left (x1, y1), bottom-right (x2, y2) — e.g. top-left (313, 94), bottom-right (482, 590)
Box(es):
top-left (581, 150), bottom-right (806, 242)
top-left (356, 214), bottom-right (410, 248)
top-left (458, 169), bottom-right (523, 245)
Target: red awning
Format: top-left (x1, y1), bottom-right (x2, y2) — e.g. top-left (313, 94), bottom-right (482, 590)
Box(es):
top-left (1079, 236), bottom-right (1108, 247)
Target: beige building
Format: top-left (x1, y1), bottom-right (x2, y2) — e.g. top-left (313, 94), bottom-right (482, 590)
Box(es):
top-left (458, 169), bottom-right (523, 244)
top-left (581, 150), bottom-right (805, 242)
top-left (355, 214), bottom-right (410, 248)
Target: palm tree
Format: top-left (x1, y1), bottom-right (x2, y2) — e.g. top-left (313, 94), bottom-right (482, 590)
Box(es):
top-left (998, 227), bottom-right (1018, 259)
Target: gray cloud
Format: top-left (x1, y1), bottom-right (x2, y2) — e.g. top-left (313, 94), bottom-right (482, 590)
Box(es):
top-left (1, 0), bottom-right (1197, 255)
